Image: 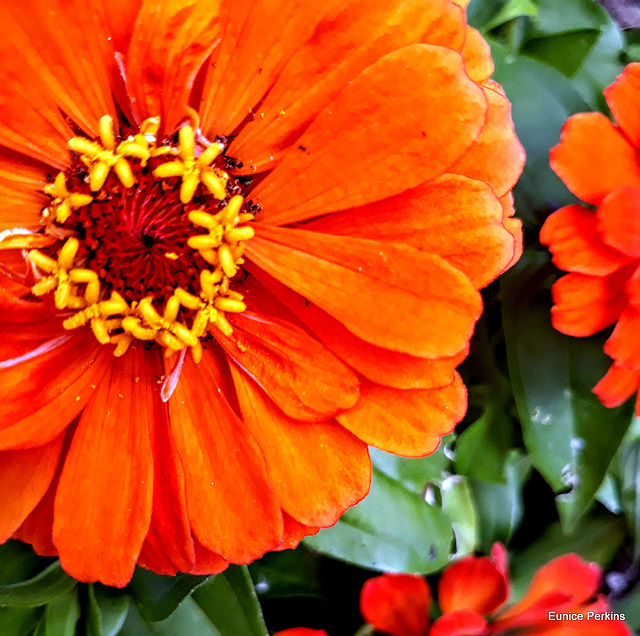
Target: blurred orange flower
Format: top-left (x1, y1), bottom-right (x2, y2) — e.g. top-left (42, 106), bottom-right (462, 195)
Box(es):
top-left (359, 545), bottom-right (630, 636)
top-left (541, 63), bottom-right (640, 414)
top-left (0, 0), bottom-right (523, 586)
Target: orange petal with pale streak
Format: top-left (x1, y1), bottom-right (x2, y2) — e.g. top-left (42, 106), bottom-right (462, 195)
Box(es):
top-left (540, 205), bottom-right (630, 275)
top-left (138, 380), bottom-right (196, 577)
top-left (605, 305), bottom-right (640, 368)
top-left (360, 573), bottom-right (431, 636)
top-left (604, 62), bottom-right (640, 147)
top-left (231, 367), bottom-right (371, 527)
top-left (200, 0), bottom-right (341, 138)
top-left (167, 350), bottom-right (283, 562)
top-left (452, 81), bottom-right (524, 198)
top-left (550, 266), bottom-right (634, 337)
top-left (216, 311), bottom-right (359, 422)
top-left (245, 269), bottom-right (466, 390)
top-left (337, 375), bottom-right (467, 457)
top-left (0, 152), bottom-right (48, 230)
top-left (0, 0), bottom-right (116, 147)
top-left (0, 433), bottom-right (63, 542)
top-left (438, 555), bottom-right (508, 615)
top-left (307, 174), bottom-right (516, 290)
top-left (597, 185), bottom-right (640, 258)
top-left (0, 332), bottom-right (111, 451)
top-left (253, 44), bottom-right (486, 225)
top-left (247, 226), bottom-right (481, 358)
top-left (593, 363), bottom-right (640, 409)
top-left (277, 513), bottom-right (320, 551)
top-left (550, 113), bottom-right (640, 206)
top-left (229, 0), bottom-right (457, 174)
top-left (126, 0), bottom-right (222, 131)
top-left (53, 346), bottom-right (155, 587)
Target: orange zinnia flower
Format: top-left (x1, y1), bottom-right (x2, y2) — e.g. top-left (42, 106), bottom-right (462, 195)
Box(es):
top-left (0, 0), bottom-right (523, 586)
top-left (359, 545), bottom-right (630, 636)
top-left (541, 63), bottom-right (640, 414)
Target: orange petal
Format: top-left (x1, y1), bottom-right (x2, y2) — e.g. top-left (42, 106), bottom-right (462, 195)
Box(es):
top-left (540, 205), bottom-right (630, 275)
top-left (187, 536), bottom-right (229, 575)
top-left (597, 185), bottom-right (640, 258)
top-left (0, 433), bottom-right (63, 542)
top-left (360, 573), bottom-right (431, 636)
top-left (0, 152), bottom-right (48, 230)
top-left (166, 349), bottom-right (283, 562)
top-left (462, 27), bottom-right (493, 84)
top-left (451, 0), bottom-right (470, 7)
top-left (593, 363), bottom-right (640, 409)
top-left (246, 226), bottom-right (482, 358)
top-left (138, 392), bottom-right (196, 576)
top-left (604, 305), bottom-right (640, 368)
top-left (231, 366), bottom-right (371, 527)
top-left (501, 193), bottom-right (523, 271)
top-left (604, 63), bottom-right (640, 147)
top-left (438, 554), bottom-right (508, 615)
top-left (216, 311), bottom-right (359, 422)
top-left (200, 0), bottom-right (340, 137)
top-left (247, 269), bottom-right (467, 390)
top-left (0, 1), bottom-right (116, 146)
top-left (0, 332), bottom-right (111, 451)
top-left (307, 174), bottom-right (516, 289)
top-left (422, 0), bottom-right (465, 52)
top-left (126, 0), bottom-right (222, 130)
top-left (550, 113), bottom-right (640, 206)
top-left (229, 0), bottom-right (457, 173)
top-left (53, 346), bottom-right (155, 587)
top-left (550, 266), bottom-right (634, 337)
top-left (89, 0), bottom-right (141, 54)
top-left (253, 43), bottom-right (486, 225)
top-left (277, 513), bottom-right (320, 551)
top-left (336, 375), bottom-right (467, 457)
top-left (429, 611), bottom-right (487, 636)
top-left (13, 425), bottom-right (75, 557)
top-left (451, 81), bottom-right (525, 198)
top-left (498, 554), bottom-right (601, 623)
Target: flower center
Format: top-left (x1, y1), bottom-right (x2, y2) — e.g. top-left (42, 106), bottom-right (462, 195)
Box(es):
top-left (29, 115), bottom-right (256, 363)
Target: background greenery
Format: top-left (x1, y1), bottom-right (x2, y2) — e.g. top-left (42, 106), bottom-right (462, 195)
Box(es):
top-left (2, 0), bottom-right (640, 634)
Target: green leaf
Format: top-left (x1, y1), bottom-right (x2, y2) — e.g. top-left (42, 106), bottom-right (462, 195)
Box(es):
top-left (470, 451), bottom-right (532, 552)
top-left (118, 598), bottom-right (221, 636)
top-left (192, 566), bottom-right (268, 636)
top-left (613, 583), bottom-right (640, 632)
top-left (484, 0), bottom-right (538, 32)
top-left (488, 40), bottom-right (589, 224)
top-left (502, 250), bottom-right (635, 529)
top-left (304, 467), bottom-right (453, 574)
top-left (127, 569), bottom-right (209, 623)
top-left (249, 547), bottom-right (324, 600)
top-left (0, 607), bottom-right (42, 636)
top-left (529, 0), bottom-right (610, 36)
top-left (455, 381), bottom-right (513, 483)
top-left (0, 542), bottom-right (49, 586)
top-left (370, 434), bottom-right (453, 493)
top-left (619, 440), bottom-right (640, 559)
top-left (86, 584), bottom-right (130, 636)
top-left (36, 587), bottom-right (80, 636)
top-left (440, 477), bottom-right (477, 557)
top-left (0, 562), bottom-right (76, 608)
top-left (523, 30), bottom-right (600, 77)
top-left (509, 514), bottom-right (627, 600)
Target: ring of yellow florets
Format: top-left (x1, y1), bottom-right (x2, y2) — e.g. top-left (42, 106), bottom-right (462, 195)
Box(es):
top-left (29, 115), bottom-right (255, 363)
